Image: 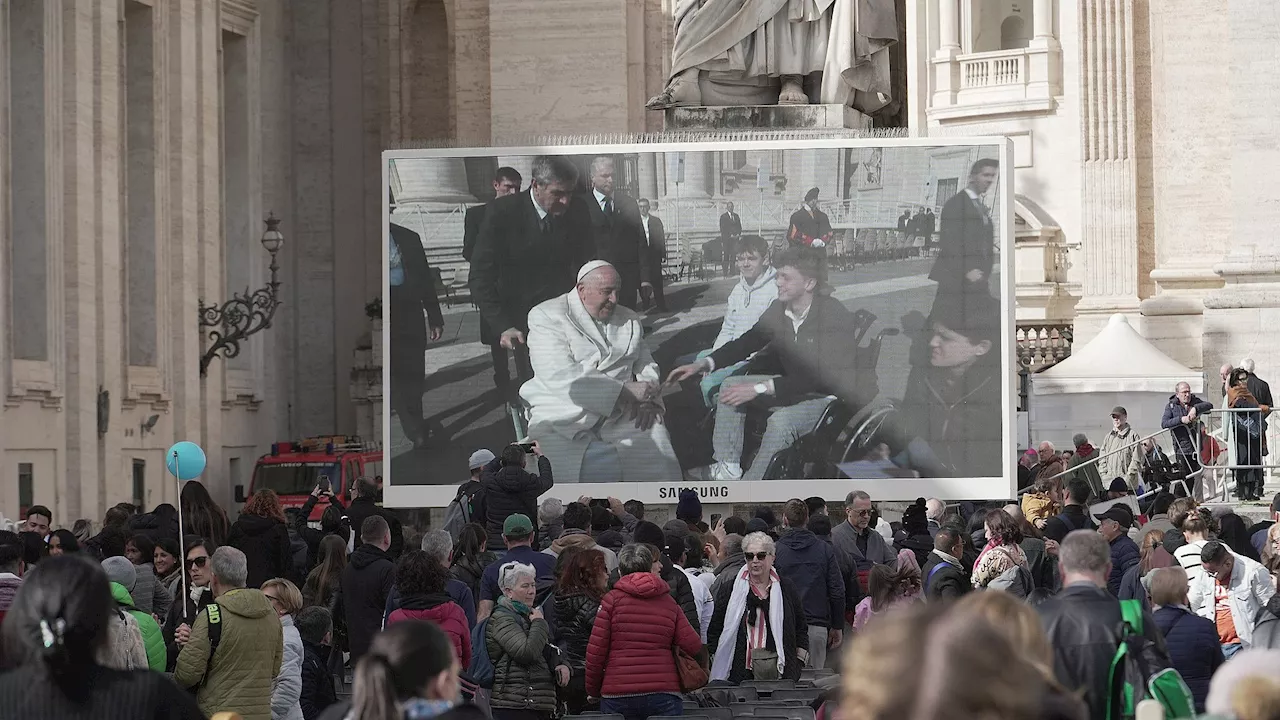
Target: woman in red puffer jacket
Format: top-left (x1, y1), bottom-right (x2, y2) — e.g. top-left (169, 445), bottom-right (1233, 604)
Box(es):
top-left (586, 543), bottom-right (704, 720)
top-left (386, 550), bottom-right (472, 666)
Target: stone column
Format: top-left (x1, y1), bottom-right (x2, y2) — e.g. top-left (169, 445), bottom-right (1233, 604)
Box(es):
top-left (1033, 0), bottom-right (1054, 39)
top-left (937, 0), bottom-right (961, 54)
top-left (637, 152), bottom-right (659, 202)
top-left (931, 0), bottom-right (961, 109)
top-left (392, 157), bottom-right (475, 205)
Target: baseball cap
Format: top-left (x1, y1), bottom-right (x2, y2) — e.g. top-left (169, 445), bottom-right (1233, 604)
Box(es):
top-left (468, 449), bottom-right (496, 470)
top-left (502, 513), bottom-right (534, 539)
top-left (1111, 406), bottom-right (1127, 417)
top-left (1094, 505), bottom-right (1134, 529)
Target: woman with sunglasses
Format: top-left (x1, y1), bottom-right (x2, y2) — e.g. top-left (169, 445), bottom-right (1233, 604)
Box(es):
top-left (160, 535), bottom-right (218, 673)
top-left (707, 531), bottom-right (807, 683)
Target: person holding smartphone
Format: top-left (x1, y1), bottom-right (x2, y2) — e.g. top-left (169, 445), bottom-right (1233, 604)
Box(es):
top-left (294, 479), bottom-right (348, 571)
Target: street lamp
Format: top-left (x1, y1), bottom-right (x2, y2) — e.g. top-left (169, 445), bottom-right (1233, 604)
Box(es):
top-left (198, 212), bottom-right (285, 376)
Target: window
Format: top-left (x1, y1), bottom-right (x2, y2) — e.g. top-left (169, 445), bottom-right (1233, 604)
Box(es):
top-left (936, 178), bottom-right (960, 207)
top-left (18, 463), bottom-right (34, 514)
top-left (131, 459), bottom-right (146, 508)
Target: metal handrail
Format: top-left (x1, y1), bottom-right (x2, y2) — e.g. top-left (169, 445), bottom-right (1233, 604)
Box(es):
top-left (1041, 425), bottom-right (1184, 484)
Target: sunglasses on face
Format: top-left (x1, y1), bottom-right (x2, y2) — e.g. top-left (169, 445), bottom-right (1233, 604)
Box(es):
top-left (747, 552), bottom-right (771, 561)
top-left (188, 556), bottom-right (209, 568)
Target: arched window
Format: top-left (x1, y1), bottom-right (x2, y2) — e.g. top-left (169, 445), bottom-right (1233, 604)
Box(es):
top-left (407, 0), bottom-right (452, 141)
top-left (1001, 15), bottom-right (1030, 50)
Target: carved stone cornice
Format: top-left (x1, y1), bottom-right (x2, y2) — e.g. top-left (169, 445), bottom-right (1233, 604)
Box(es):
top-left (221, 0), bottom-right (257, 34)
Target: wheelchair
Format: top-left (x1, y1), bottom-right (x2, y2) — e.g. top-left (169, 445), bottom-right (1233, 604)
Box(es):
top-left (734, 308), bottom-right (900, 481)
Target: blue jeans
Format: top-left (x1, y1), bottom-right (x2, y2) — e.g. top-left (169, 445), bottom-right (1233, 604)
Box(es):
top-left (1222, 642), bottom-right (1243, 659)
top-left (601, 693), bottom-right (683, 720)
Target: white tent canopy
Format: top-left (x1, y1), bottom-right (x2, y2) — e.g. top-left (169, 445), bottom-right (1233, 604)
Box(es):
top-left (1032, 314), bottom-right (1204, 395)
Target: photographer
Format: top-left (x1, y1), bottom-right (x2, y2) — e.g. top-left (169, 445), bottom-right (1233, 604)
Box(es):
top-left (480, 442), bottom-right (555, 552)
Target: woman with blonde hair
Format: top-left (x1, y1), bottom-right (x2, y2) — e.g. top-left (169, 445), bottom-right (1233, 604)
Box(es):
top-left (842, 602), bottom-right (1083, 720)
top-left (262, 577), bottom-right (306, 720)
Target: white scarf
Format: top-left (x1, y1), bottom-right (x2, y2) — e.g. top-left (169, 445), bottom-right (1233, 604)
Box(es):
top-left (710, 566), bottom-right (786, 681)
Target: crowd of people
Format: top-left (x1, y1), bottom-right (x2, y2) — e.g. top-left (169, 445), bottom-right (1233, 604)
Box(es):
top-left (1, 471), bottom-right (1280, 720)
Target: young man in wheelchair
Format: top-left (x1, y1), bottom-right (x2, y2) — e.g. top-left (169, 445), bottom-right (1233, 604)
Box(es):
top-left (667, 247), bottom-right (877, 481)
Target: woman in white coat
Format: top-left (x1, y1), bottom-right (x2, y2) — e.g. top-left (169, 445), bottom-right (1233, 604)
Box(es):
top-left (261, 578), bottom-right (305, 720)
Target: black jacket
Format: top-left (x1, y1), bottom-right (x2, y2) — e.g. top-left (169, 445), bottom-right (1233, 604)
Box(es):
top-left (294, 494), bottom-right (348, 571)
top-left (552, 592), bottom-right (601, 675)
top-left (707, 573), bottom-right (808, 682)
top-left (130, 507), bottom-right (180, 543)
top-left (463, 205), bottom-right (499, 344)
top-left (162, 585), bottom-right (216, 672)
top-left (226, 513), bottom-right (292, 589)
top-left (708, 294), bottom-right (877, 408)
top-left (1042, 505), bottom-right (1097, 544)
top-left (774, 528), bottom-right (845, 627)
top-left (1106, 534), bottom-right (1141, 596)
top-left (319, 701), bottom-right (489, 720)
top-left (1037, 583), bottom-right (1170, 720)
top-left (607, 556), bottom-right (700, 633)
top-left (345, 497), bottom-right (404, 559)
top-left (299, 639), bottom-right (338, 720)
top-left (893, 531), bottom-right (936, 570)
top-left (921, 551), bottom-right (970, 601)
top-left (451, 551), bottom-right (497, 600)
top-left (0, 664), bottom-right (206, 720)
top-left (389, 223), bottom-right (444, 344)
top-left (480, 456), bottom-right (554, 551)
top-left (929, 188), bottom-right (993, 287)
top-left (1153, 606), bottom-right (1224, 712)
top-left (899, 360), bottom-right (1002, 477)
top-left (468, 189), bottom-right (593, 338)
top-left (340, 543), bottom-right (395, 661)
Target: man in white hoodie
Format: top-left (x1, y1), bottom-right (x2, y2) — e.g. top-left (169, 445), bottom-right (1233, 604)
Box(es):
top-left (694, 234), bottom-right (778, 406)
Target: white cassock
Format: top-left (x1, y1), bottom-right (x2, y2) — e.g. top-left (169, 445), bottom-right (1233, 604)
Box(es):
top-left (520, 290), bottom-right (682, 483)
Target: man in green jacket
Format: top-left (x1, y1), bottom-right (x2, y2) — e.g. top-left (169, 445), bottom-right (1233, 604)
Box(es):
top-left (102, 556), bottom-right (166, 671)
top-left (175, 546), bottom-right (283, 720)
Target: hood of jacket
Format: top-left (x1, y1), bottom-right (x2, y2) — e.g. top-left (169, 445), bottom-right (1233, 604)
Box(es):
top-left (398, 592), bottom-right (454, 612)
top-left (109, 581), bottom-right (138, 609)
top-left (714, 553), bottom-right (745, 575)
top-left (1075, 444), bottom-right (1097, 458)
top-left (778, 528), bottom-right (820, 551)
top-left (235, 512), bottom-right (282, 536)
top-left (614, 570), bottom-right (671, 599)
top-left (349, 542), bottom-right (391, 570)
top-left (215, 587), bottom-right (277, 620)
top-left (739, 266), bottom-right (777, 295)
top-left (130, 508), bottom-right (178, 533)
top-left (550, 530), bottom-right (597, 554)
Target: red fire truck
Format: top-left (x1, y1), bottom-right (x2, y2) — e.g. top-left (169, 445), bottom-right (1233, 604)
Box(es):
top-left (236, 436), bottom-right (383, 521)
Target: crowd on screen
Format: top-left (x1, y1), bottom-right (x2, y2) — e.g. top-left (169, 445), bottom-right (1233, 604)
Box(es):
top-left (1, 467), bottom-right (1279, 720)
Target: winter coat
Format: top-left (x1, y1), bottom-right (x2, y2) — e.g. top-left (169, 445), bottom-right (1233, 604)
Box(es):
top-left (486, 597), bottom-right (557, 713)
top-left (228, 513), bottom-right (294, 590)
top-left (586, 572), bottom-right (702, 698)
top-left (109, 582), bottom-right (165, 672)
top-left (922, 551), bottom-right (970, 600)
top-left (384, 581), bottom-right (476, 630)
top-left (480, 456), bottom-right (555, 551)
top-left (972, 543), bottom-right (1028, 589)
top-left (1153, 605), bottom-right (1224, 712)
top-left (1021, 537), bottom-right (1058, 592)
top-left (340, 543), bottom-right (395, 661)
top-left (98, 605), bottom-right (149, 671)
top-left (1253, 596), bottom-right (1280, 650)
top-left (1066, 444), bottom-right (1105, 496)
top-left (1042, 505), bottom-right (1097, 544)
top-left (130, 507), bottom-right (181, 543)
top-left (271, 614), bottom-right (304, 720)
top-left (345, 497), bottom-right (405, 559)
top-left (609, 555), bottom-right (700, 633)
top-left (707, 572), bottom-right (807, 683)
top-left (774, 528), bottom-right (845, 628)
top-left (451, 552), bottom-right (497, 600)
top-left (552, 592), bottom-right (601, 675)
top-left (709, 553), bottom-right (746, 600)
top-left (0, 664), bottom-right (206, 720)
top-left (1021, 492), bottom-right (1059, 525)
top-left (294, 494), bottom-right (348, 572)
top-left (174, 587), bottom-right (284, 720)
top-left (538, 518), bottom-right (565, 551)
top-left (127, 562), bottom-right (172, 617)
top-left (300, 640), bottom-right (338, 720)
top-left (544, 529), bottom-right (618, 572)
top-left (387, 593), bottom-right (473, 667)
top-left (1161, 392), bottom-right (1214, 456)
top-left (1106, 534), bottom-right (1141, 596)
top-left (163, 584), bottom-right (217, 672)
top-left (831, 520), bottom-right (897, 604)
top-left (1099, 423), bottom-right (1143, 490)
top-left (1037, 583), bottom-right (1170, 720)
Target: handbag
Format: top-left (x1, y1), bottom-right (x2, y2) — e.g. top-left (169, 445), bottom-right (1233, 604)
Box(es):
top-left (674, 646), bottom-right (709, 692)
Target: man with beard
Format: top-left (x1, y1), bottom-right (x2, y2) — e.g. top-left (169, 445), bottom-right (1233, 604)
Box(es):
top-left (519, 261), bottom-right (681, 483)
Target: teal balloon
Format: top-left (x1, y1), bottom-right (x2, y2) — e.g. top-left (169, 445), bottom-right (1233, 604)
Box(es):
top-left (166, 441), bottom-right (207, 480)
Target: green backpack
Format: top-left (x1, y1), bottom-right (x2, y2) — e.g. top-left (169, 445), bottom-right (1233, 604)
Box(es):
top-left (1107, 599), bottom-right (1196, 720)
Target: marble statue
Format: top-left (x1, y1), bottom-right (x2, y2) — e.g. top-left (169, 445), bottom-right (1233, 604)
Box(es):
top-left (647, 0), bottom-right (899, 113)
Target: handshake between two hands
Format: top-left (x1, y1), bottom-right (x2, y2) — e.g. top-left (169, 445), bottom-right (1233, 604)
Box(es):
top-left (620, 380), bottom-right (671, 431)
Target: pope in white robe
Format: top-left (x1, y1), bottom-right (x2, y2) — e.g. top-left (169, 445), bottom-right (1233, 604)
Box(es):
top-left (520, 261), bottom-right (682, 483)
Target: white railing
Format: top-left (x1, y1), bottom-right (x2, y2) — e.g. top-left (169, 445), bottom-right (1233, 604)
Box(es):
top-left (959, 48), bottom-right (1028, 89)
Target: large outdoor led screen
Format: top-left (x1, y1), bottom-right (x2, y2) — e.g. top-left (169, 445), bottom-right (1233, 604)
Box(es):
top-left (382, 138), bottom-right (1015, 506)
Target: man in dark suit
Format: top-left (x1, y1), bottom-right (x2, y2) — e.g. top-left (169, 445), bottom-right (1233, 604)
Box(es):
top-left (922, 527), bottom-right (970, 600)
top-left (719, 203), bottom-right (742, 277)
top-left (463, 166), bottom-right (523, 393)
top-left (389, 194), bottom-right (445, 448)
top-left (638, 198), bottom-right (667, 312)
top-left (583, 156), bottom-right (649, 311)
top-left (922, 207), bottom-right (937, 250)
top-left (468, 155), bottom-right (592, 392)
top-left (787, 187), bottom-right (834, 249)
top-left (929, 158), bottom-right (998, 321)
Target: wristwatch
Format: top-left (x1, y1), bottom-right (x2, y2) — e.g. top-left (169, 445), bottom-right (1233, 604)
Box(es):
top-left (753, 382), bottom-right (770, 395)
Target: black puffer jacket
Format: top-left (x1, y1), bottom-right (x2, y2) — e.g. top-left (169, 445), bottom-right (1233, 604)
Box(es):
top-left (553, 592), bottom-right (601, 674)
top-left (340, 543), bottom-right (395, 661)
top-left (345, 497), bottom-right (404, 559)
top-left (608, 556), bottom-right (699, 633)
top-left (130, 506), bottom-right (180, 543)
top-left (226, 513), bottom-right (293, 589)
top-left (480, 456), bottom-right (554, 551)
top-left (1037, 583), bottom-right (1171, 720)
top-left (451, 551), bottom-right (497, 600)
